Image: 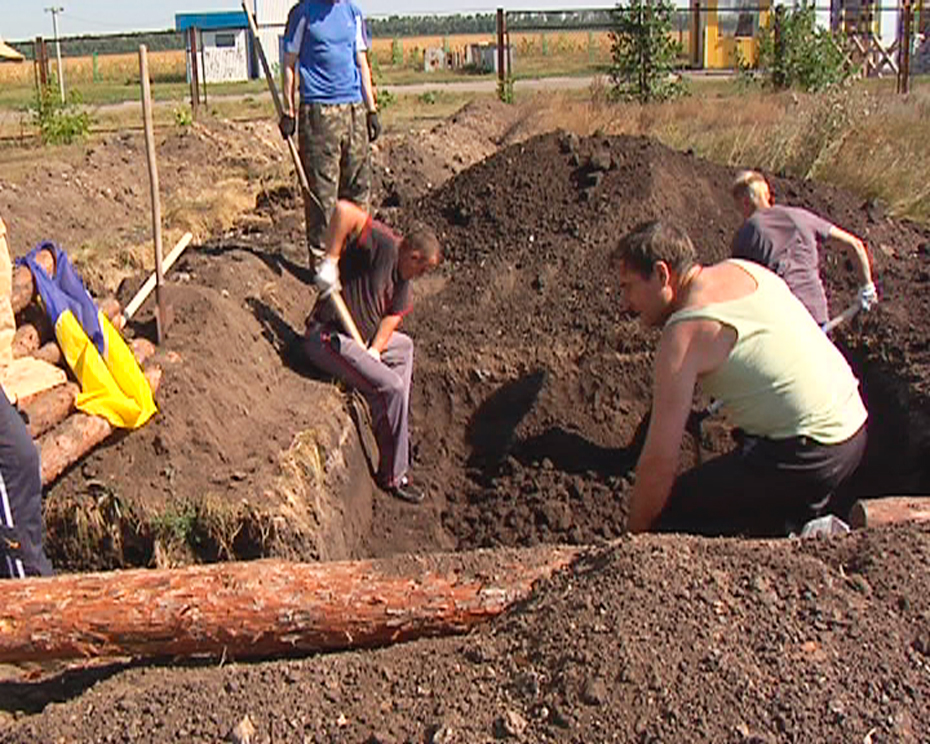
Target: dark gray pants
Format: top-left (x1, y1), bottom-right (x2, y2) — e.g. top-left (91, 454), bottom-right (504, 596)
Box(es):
top-left (657, 424), bottom-right (867, 537)
top-left (0, 391), bottom-right (53, 578)
top-left (304, 324), bottom-right (413, 489)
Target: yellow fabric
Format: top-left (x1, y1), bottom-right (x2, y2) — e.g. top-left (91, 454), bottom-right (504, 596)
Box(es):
top-left (666, 259), bottom-right (867, 444)
top-left (57, 311), bottom-right (157, 428)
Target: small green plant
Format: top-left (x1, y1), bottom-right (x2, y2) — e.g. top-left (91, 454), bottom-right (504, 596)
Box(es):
top-left (31, 84), bottom-right (91, 145)
top-left (173, 106), bottom-right (193, 127)
top-left (755, 3), bottom-right (851, 92)
top-left (609, 0), bottom-right (686, 103)
top-left (391, 37), bottom-right (403, 66)
top-left (377, 87), bottom-right (397, 110)
top-left (151, 503), bottom-right (198, 544)
top-left (497, 76), bottom-right (515, 104)
top-left (418, 90), bottom-right (437, 105)
top-left (541, 33), bottom-right (549, 56)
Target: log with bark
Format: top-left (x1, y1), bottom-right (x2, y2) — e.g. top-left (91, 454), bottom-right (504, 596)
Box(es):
top-left (11, 247), bottom-right (54, 315)
top-left (0, 545), bottom-right (580, 663)
top-left (11, 323), bottom-right (41, 358)
top-left (849, 497), bottom-right (930, 529)
top-left (18, 338), bottom-right (156, 439)
top-left (39, 365), bottom-right (162, 485)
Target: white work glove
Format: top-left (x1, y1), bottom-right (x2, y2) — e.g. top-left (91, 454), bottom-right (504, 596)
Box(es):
top-left (858, 281), bottom-right (878, 311)
top-left (314, 256), bottom-right (339, 297)
top-left (366, 346), bottom-right (381, 363)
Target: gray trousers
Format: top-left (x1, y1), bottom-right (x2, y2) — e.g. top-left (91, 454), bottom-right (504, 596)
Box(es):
top-left (304, 324), bottom-right (413, 489)
top-left (1, 391), bottom-right (53, 578)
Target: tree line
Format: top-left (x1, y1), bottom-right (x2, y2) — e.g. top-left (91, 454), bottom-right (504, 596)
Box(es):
top-left (6, 9), bottom-right (618, 58)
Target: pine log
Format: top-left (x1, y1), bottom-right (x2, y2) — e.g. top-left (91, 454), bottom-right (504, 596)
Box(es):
top-left (0, 545), bottom-right (580, 663)
top-left (21, 382), bottom-right (79, 439)
top-left (11, 323), bottom-right (41, 357)
top-left (19, 338), bottom-right (157, 439)
top-left (32, 341), bottom-right (63, 366)
top-left (849, 497), bottom-right (930, 529)
top-left (11, 248), bottom-right (54, 315)
top-left (39, 365), bottom-right (162, 485)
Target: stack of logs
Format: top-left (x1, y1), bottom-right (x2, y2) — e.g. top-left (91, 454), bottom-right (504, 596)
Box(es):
top-left (12, 247), bottom-right (163, 485)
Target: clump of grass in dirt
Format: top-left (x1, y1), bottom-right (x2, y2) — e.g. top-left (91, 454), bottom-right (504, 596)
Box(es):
top-left (521, 84), bottom-right (930, 224)
top-left (163, 176), bottom-right (255, 242)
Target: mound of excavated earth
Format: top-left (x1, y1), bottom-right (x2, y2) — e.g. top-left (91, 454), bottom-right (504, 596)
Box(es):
top-left (3, 115), bottom-right (930, 744)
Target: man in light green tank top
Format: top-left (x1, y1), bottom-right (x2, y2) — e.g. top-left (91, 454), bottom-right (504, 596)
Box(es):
top-left (615, 221), bottom-right (868, 536)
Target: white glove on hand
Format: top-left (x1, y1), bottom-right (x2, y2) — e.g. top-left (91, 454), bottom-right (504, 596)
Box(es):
top-left (858, 281), bottom-right (878, 311)
top-left (366, 347), bottom-right (381, 363)
top-left (314, 256), bottom-right (339, 297)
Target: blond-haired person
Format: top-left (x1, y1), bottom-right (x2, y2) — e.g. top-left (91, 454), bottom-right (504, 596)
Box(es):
top-left (731, 170), bottom-right (876, 326)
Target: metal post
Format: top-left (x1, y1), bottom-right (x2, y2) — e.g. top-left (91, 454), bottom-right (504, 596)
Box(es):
top-left (138, 44), bottom-right (169, 344)
top-left (897, 0), bottom-right (912, 93)
top-left (189, 27), bottom-right (201, 120)
top-left (44, 6), bottom-right (65, 103)
top-left (200, 30), bottom-right (208, 106)
top-left (496, 8), bottom-right (505, 86)
top-left (692, 1), bottom-right (701, 68)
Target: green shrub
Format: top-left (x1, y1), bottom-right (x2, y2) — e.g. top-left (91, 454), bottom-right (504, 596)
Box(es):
top-left (31, 85), bottom-right (92, 145)
top-left (609, 0), bottom-right (686, 103)
top-left (755, 3), bottom-right (851, 92)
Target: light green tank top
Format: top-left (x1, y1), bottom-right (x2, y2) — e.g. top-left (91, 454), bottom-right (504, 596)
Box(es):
top-left (666, 259), bottom-right (867, 444)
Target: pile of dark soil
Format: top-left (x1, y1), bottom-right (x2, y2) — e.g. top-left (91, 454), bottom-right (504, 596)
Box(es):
top-left (394, 130), bottom-right (930, 551)
top-left (4, 526), bottom-right (929, 743)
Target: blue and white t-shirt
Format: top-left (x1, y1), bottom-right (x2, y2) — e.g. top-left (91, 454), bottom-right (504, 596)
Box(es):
top-left (283, 0), bottom-right (369, 105)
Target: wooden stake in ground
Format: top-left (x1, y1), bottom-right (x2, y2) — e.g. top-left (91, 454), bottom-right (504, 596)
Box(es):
top-left (138, 44), bottom-right (169, 344)
top-left (125, 232), bottom-right (192, 319)
top-left (0, 545), bottom-right (579, 663)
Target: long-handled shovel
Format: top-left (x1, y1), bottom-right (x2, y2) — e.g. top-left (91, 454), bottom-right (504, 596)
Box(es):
top-left (241, 1), bottom-right (367, 350)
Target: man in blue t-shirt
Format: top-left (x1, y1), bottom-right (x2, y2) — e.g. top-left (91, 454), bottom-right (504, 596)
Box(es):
top-left (280, 1), bottom-right (381, 266)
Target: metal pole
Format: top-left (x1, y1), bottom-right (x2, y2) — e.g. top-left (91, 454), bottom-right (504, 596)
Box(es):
top-left (200, 29), bottom-right (208, 106)
top-left (189, 27), bottom-right (201, 120)
top-left (138, 44), bottom-right (168, 344)
top-left (44, 6), bottom-right (65, 103)
top-left (496, 8), bottom-right (505, 87)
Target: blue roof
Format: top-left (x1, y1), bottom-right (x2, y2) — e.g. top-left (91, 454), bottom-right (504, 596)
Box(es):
top-left (175, 11), bottom-right (248, 32)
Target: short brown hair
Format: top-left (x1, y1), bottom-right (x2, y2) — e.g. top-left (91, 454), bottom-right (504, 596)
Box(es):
top-left (613, 220), bottom-right (695, 279)
top-left (402, 223), bottom-right (443, 263)
top-left (731, 170), bottom-right (769, 207)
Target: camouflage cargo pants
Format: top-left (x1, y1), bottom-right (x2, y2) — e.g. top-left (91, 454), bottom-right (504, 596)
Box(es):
top-left (298, 101), bottom-right (371, 266)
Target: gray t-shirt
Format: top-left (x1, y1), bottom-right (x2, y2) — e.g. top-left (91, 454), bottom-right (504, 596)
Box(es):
top-left (731, 205), bottom-right (834, 326)
top-left (312, 217), bottom-right (411, 343)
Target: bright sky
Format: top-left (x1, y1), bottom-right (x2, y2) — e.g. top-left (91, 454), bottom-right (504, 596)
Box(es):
top-left (0, 1), bottom-right (617, 42)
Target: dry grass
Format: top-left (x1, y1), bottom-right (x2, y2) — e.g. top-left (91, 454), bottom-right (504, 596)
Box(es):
top-left (517, 80), bottom-right (930, 224)
top-left (0, 49), bottom-right (186, 87)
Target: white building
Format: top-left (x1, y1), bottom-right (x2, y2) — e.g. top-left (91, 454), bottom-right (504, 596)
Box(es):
top-left (175, 11), bottom-right (252, 84)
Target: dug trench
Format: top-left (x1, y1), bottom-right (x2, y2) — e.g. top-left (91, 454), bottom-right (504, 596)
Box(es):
top-left (3, 124), bottom-right (930, 742)
top-left (38, 128), bottom-right (930, 569)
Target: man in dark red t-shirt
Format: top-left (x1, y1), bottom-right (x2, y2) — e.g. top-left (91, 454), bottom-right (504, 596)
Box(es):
top-left (304, 200), bottom-right (442, 504)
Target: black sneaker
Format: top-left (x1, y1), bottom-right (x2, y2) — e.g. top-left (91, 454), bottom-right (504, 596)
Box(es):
top-left (388, 476), bottom-right (425, 504)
